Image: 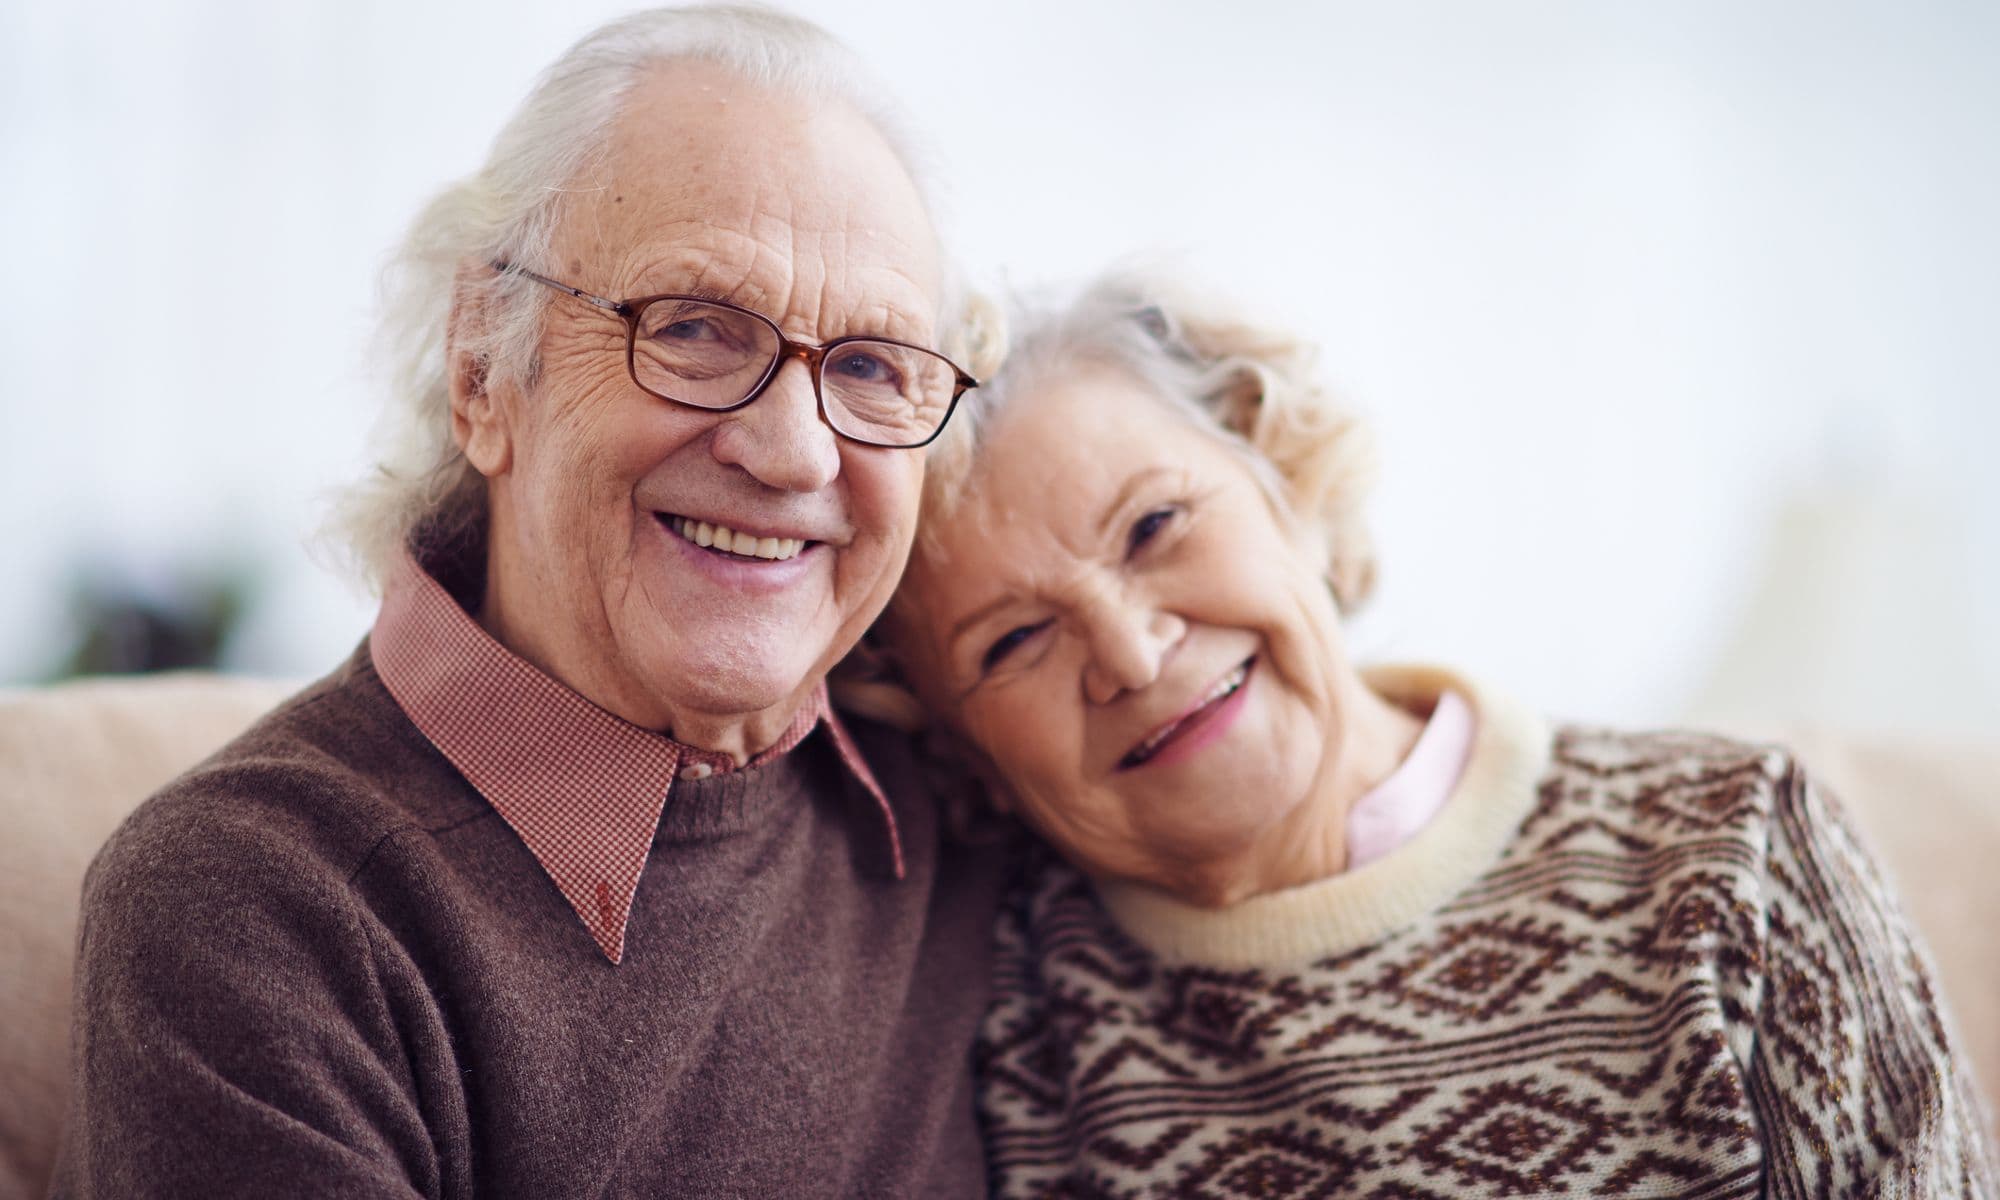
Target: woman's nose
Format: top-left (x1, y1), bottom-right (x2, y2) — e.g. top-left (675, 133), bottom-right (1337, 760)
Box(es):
top-left (1079, 595), bottom-right (1186, 705)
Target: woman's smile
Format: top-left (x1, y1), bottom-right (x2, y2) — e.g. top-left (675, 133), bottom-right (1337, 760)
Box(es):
top-left (1118, 656), bottom-right (1255, 770)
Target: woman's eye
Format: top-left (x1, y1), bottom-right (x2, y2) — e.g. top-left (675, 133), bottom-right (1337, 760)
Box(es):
top-left (1127, 506), bottom-right (1179, 557)
top-left (981, 621), bottom-right (1049, 673)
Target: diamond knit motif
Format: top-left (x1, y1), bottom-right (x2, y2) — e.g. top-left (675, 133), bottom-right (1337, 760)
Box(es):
top-left (976, 720), bottom-right (2000, 1198)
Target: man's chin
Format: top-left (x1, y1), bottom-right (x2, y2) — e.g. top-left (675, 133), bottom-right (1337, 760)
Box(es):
top-left (639, 646), bottom-right (825, 734)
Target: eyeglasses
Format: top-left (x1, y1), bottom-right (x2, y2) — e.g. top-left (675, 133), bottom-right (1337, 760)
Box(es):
top-left (493, 262), bottom-right (977, 449)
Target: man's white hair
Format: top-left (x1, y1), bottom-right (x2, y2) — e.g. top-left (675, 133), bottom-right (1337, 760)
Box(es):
top-left (330, 4), bottom-right (963, 587)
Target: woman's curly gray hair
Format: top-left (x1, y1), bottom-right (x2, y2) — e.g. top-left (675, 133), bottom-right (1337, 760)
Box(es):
top-left (327, 4), bottom-right (975, 587)
top-left (836, 266), bottom-right (1380, 735)
top-left (923, 268), bottom-right (1378, 605)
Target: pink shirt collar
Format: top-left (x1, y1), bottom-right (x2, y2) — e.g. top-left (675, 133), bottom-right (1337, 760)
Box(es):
top-left (1343, 689), bottom-right (1476, 872)
top-left (369, 551), bottom-right (902, 964)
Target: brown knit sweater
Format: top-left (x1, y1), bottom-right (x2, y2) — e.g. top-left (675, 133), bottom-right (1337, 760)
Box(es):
top-left (51, 646), bottom-right (1003, 1198)
top-left (975, 668), bottom-right (1998, 1198)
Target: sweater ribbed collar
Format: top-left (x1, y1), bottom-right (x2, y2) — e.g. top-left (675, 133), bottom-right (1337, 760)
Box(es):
top-left (1093, 665), bottom-right (1550, 968)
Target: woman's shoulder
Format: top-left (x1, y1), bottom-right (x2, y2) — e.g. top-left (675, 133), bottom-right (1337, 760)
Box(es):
top-left (1527, 722), bottom-right (1805, 840)
top-left (1510, 722), bottom-right (1893, 919)
top-left (990, 834), bottom-right (1156, 973)
top-left (1547, 722), bottom-right (1797, 780)
top-left (995, 834), bottom-right (1094, 934)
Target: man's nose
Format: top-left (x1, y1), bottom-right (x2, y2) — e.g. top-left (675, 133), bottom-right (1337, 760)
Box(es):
top-left (1079, 591), bottom-right (1186, 706)
top-left (709, 357), bottom-right (841, 492)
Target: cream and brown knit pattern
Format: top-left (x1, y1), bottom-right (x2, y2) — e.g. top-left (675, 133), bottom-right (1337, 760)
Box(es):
top-left (976, 725), bottom-right (1999, 1198)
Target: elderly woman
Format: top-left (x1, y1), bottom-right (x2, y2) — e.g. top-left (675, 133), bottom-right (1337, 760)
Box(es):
top-left (873, 271), bottom-right (1999, 1197)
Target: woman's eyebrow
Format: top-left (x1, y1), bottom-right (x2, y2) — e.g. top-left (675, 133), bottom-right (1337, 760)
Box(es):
top-left (948, 593), bottom-right (1016, 650)
top-left (939, 467), bottom-right (1182, 663)
top-left (1096, 467), bottom-right (1178, 540)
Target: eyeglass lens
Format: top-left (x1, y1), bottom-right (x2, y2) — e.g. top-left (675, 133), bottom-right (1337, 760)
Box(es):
top-left (633, 298), bottom-right (957, 447)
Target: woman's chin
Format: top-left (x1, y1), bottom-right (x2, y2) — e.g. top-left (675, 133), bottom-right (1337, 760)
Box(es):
top-left (1120, 781), bottom-right (1313, 874)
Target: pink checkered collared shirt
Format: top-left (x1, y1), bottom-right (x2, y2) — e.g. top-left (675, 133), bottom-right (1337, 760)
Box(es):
top-left (369, 551), bottom-right (903, 964)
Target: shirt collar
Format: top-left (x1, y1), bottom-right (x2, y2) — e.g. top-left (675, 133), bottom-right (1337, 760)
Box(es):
top-left (370, 550), bottom-right (903, 964)
top-left (1343, 688), bottom-right (1476, 871)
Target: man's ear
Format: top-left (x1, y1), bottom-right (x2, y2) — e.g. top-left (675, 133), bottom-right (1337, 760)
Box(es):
top-left (447, 263), bottom-right (514, 478)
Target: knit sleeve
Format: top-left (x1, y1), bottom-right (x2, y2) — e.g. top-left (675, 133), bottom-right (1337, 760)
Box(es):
top-left (50, 782), bottom-right (437, 1199)
top-left (1743, 760), bottom-right (1999, 1197)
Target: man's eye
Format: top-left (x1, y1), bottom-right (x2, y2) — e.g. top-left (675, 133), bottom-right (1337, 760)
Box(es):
top-left (981, 621), bottom-right (1049, 673)
top-left (659, 318), bottom-right (717, 342)
top-left (1128, 506), bottom-right (1179, 557)
top-left (828, 348), bottom-right (900, 387)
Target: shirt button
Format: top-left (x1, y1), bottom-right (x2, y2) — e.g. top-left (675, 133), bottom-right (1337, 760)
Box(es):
top-left (678, 762), bottom-right (714, 781)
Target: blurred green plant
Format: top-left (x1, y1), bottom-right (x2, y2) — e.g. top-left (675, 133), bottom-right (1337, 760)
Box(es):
top-left (49, 565), bottom-right (254, 680)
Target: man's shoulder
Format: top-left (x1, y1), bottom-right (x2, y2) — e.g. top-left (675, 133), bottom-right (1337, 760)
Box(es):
top-left (93, 650), bottom-right (469, 905)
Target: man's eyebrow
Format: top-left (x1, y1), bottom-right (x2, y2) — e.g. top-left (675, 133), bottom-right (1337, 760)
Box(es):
top-left (838, 293), bottom-right (931, 342)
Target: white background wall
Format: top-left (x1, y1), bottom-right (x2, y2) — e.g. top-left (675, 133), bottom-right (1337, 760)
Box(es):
top-left (3, 0), bottom-right (1995, 737)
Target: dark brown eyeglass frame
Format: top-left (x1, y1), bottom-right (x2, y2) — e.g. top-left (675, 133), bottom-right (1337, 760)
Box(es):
top-left (492, 261), bottom-right (978, 449)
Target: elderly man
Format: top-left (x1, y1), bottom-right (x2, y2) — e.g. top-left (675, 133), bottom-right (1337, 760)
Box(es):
top-left (54, 8), bottom-right (999, 1197)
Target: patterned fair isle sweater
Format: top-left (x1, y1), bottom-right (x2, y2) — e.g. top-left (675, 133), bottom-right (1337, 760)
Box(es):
top-left (975, 666), bottom-right (1999, 1199)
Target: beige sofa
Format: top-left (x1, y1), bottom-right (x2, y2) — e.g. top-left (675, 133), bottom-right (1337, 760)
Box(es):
top-left (0, 674), bottom-right (299, 1200)
top-left (1, 675), bottom-right (1994, 1198)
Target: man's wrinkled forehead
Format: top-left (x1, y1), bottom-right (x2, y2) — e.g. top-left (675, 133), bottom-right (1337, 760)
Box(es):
top-left (548, 59), bottom-right (941, 314)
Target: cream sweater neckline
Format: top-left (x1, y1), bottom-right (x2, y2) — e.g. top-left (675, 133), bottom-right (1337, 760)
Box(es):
top-left (1093, 664), bottom-right (1552, 968)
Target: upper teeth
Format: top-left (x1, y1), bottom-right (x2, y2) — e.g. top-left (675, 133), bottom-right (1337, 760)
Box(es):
top-left (669, 516), bottom-right (806, 562)
top-left (1131, 661), bottom-right (1251, 761)
top-left (1205, 661), bottom-right (1251, 705)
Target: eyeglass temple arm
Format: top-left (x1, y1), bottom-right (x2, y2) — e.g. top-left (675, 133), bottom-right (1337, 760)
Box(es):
top-left (489, 261), bottom-right (628, 315)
